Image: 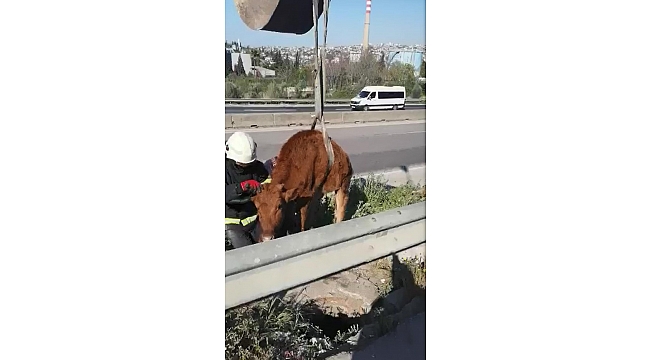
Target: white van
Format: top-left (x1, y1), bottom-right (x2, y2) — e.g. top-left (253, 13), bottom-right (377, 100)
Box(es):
top-left (350, 86), bottom-right (406, 111)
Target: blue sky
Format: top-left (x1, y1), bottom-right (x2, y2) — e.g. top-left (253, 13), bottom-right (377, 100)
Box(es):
top-left (225, 0), bottom-right (425, 47)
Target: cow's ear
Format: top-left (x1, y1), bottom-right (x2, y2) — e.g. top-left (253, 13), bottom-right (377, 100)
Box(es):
top-left (282, 185), bottom-right (299, 202)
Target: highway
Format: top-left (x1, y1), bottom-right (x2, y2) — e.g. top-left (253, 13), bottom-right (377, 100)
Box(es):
top-left (225, 104), bottom-right (426, 114)
top-left (225, 120), bottom-right (426, 174)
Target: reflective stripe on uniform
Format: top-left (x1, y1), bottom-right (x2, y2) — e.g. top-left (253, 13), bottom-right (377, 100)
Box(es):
top-left (240, 214), bottom-right (257, 226)
top-left (262, 178), bottom-right (272, 184)
top-left (225, 214), bottom-right (257, 226)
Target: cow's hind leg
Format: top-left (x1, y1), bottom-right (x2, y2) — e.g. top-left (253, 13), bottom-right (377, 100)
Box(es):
top-left (334, 185), bottom-right (350, 223)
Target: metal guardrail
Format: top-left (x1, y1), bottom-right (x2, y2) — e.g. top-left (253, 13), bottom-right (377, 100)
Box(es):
top-left (225, 98), bottom-right (426, 105)
top-left (225, 201), bottom-right (426, 310)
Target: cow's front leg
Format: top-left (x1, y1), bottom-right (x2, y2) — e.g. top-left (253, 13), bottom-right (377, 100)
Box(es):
top-left (295, 197), bottom-right (311, 232)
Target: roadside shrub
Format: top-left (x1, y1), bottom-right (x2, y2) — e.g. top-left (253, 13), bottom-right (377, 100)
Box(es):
top-left (311, 175), bottom-right (425, 227)
top-left (330, 85), bottom-right (363, 99)
top-left (264, 81), bottom-right (278, 98)
top-left (225, 81), bottom-right (241, 98)
top-left (248, 82), bottom-right (263, 98)
top-left (225, 297), bottom-right (341, 360)
top-left (349, 175), bottom-right (425, 219)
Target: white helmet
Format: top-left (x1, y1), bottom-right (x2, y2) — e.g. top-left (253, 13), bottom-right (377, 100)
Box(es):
top-left (226, 131), bottom-right (257, 164)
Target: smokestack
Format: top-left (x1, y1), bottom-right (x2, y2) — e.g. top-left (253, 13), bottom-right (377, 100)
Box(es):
top-left (362, 0), bottom-right (371, 53)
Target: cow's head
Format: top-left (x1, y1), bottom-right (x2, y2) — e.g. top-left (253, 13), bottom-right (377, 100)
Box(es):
top-left (252, 183), bottom-right (298, 242)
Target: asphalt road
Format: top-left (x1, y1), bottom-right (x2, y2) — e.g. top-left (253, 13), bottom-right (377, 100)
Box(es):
top-left (225, 104), bottom-right (426, 114)
top-left (224, 121), bottom-right (426, 174)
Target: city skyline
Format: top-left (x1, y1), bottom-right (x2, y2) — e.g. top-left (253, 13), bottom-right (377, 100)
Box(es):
top-left (225, 40), bottom-right (425, 50)
top-left (225, 0), bottom-right (425, 47)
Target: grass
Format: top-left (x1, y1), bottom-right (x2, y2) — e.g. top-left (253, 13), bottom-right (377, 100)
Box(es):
top-left (311, 175), bottom-right (426, 228)
top-left (225, 297), bottom-right (355, 360)
top-left (225, 176), bottom-right (426, 359)
top-left (349, 176), bottom-right (425, 218)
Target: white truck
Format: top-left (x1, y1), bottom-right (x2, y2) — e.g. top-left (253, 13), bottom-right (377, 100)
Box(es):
top-left (349, 86), bottom-right (406, 111)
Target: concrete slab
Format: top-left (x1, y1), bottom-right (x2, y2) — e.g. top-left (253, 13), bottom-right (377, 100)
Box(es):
top-left (341, 109), bottom-right (425, 124)
top-left (231, 113), bottom-right (275, 128)
top-left (284, 266), bottom-right (385, 316)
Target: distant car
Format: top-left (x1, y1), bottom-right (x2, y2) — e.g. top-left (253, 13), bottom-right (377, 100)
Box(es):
top-left (350, 86), bottom-right (406, 111)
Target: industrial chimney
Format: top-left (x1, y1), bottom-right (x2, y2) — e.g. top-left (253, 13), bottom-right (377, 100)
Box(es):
top-left (362, 0), bottom-right (371, 53)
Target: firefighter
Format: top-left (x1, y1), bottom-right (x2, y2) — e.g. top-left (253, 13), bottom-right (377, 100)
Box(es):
top-left (225, 131), bottom-right (270, 248)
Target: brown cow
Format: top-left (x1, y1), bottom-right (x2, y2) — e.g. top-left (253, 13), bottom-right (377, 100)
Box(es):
top-left (252, 129), bottom-right (353, 241)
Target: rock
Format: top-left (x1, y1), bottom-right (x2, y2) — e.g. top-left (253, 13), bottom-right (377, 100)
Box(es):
top-left (284, 267), bottom-right (384, 316)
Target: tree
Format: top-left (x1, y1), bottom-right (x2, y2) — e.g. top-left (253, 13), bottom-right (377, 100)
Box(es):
top-left (271, 51), bottom-right (283, 70)
top-left (235, 48), bottom-right (424, 100)
top-left (285, 65), bottom-right (309, 86)
top-left (419, 60), bottom-right (426, 78)
top-left (348, 53), bottom-right (384, 88)
top-left (225, 50), bottom-right (233, 76)
top-left (378, 53), bottom-right (386, 70)
top-left (294, 51), bottom-right (301, 69)
top-left (250, 48), bottom-right (262, 67)
top-left (386, 63), bottom-right (416, 91)
top-left (411, 83), bottom-right (422, 99)
top-left (283, 53), bottom-right (291, 69)
top-left (235, 55), bottom-right (246, 76)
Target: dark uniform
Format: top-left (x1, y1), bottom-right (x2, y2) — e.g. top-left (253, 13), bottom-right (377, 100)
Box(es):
top-left (225, 155), bottom-right (270, 248)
